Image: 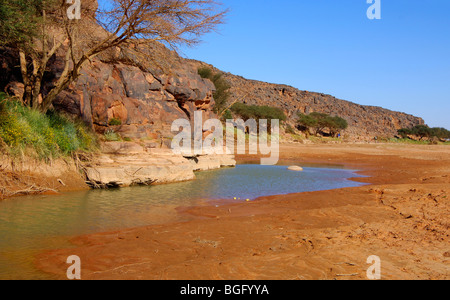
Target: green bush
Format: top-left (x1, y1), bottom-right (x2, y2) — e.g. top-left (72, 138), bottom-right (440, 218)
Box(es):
top-left (297, 112), bottom-right (348, 137)
top-left (229, 103), bottom-right (286, 135)
top-left (222, 109), bottom-right (233, 120)
top-left (397, 125), bottom-right (450, 141)
top-left (198, 67), bottom-right (213, 80)
top-left (198, 67), bottom-right (231, 118)
top-left (108, 118), bottom-right (122, 126)
top-left (104, 129), bottom-right (122, 142)
top-left (0, 93), bottom-right (97, 159)
top-left (230, 103), bottom-right (286, 122)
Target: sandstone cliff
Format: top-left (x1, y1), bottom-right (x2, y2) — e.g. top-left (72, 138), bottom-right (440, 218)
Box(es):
top-left (54, 50), bottom-right (217, 141)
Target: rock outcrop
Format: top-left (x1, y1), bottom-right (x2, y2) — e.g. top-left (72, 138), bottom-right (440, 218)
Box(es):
top-left (288, 166), bottom-right (304, 172)
top-left (52, 56), bottom-right (217, 140)
top-left (84, 142), bottom-right (236, 188)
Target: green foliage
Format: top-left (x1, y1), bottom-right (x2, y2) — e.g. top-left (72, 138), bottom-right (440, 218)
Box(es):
top-left (397, 128), bottom-right (410, 138)
top-left (229, 103), bottom-right (286, 134)
top-left (230, 103), bottom-right (287, 122)
top-left (197, 67), bottom-right (213, 80)
top-left (297, 113), bottom-right (318, 129)
top-left (104, 129), bottom-right (122, 142)
top-left (413, 125), bottom-right (431, 140)
top-left (297, 112), bottom-right (348, 136)
top-left (430, 127), bottom-right (450, 140)
top-left (330, 115), bottom-right (348, 130)
top-left (222, 109), bottom-right (233, 121)
top-left (0, 0), bottom-right (55, 47)
top-left (397, 125), bottom-right (450, 141)
top-left (198, 67), bottom-right (231, 118)
top-left (0, 93), bottom-right (97, 159)
top-left (108, 118), bottom-right (122, 126)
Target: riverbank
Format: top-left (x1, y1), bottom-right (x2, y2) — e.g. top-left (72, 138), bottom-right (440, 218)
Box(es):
top-left (35, 143), bottom-right (450, 279)
top-left (0, 154), bottom-right (89, 199)
top-left (0, 141), bottom-right (237, 199)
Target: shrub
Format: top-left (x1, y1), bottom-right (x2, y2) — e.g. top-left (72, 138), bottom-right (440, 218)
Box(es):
top-left (430, 127), bottom-right (450, 140)
top-left (108, 118), bottom-right (122, 126)
top-left (0, 93), bottom-right (97, 159)
top-left (198, 67), bottom-right (231, 119)
top-left (297, 112), bottom-right (348, 136)
top-left (104, 129), bottom-right (121, 142)
top-left (397, 125), bottom-right (450, 141)
top-left (229, 103), bottom-right (286, 134)
top-left (222, 109), bottom-right (233, 120)
top-left (230, 103), bottom-right (286, 122)
top-left (198, 67), bottom-right (213, 79)
top-left (297, 113), bottom-right (318, 133)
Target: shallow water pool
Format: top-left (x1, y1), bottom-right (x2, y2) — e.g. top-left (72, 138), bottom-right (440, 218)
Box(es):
top-left (0, 164), bottom-right (367, 279)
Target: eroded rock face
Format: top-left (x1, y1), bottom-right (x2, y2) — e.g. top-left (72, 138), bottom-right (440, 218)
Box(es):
top-left (52, 55), bottom-right (216, 140)
top-left (85, 142), bottom-right (236, 188)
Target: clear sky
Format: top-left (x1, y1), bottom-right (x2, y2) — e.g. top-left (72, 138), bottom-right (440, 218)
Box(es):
top-left (177, 0), bottom-right (450, 129)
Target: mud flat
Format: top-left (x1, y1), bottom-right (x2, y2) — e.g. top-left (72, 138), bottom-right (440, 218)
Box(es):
top-left (36, 143), bottom-right (450, 280)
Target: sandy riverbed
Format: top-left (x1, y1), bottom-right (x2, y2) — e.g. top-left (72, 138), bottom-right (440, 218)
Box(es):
top-left (35, 143), bottom-right (450, 280)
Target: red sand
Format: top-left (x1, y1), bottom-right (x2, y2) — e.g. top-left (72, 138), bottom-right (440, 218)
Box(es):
top-left (36, 143), bottom-right (450, 280)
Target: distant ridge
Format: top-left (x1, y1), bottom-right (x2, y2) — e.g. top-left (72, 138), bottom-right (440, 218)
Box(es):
top-left (187, 59), bottom-right (424, 140)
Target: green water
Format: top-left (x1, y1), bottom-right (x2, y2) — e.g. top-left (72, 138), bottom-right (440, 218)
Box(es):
top-left (0, 164), bottom-right (366, 279)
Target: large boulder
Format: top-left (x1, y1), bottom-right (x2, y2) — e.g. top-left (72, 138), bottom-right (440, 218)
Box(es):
top-left (84, 143), bottom-right (237, 188)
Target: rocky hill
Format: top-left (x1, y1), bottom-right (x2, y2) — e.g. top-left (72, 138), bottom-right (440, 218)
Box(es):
top-left (188, 61), bottom-right (425, 140)
top-left (0, 0), bottom-right (424, 142)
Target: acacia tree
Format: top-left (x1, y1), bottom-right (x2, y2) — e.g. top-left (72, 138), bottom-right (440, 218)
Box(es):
top-left (327, 116), bottom-right (348, 137)
top-left (398, 125), bottom-right (450, 141)
top-left (0, 0), bottom-right (226, 112)
top-left (297, 112), bottom-right (348, 137)
top-left (297, 113), bottom-right (317, 134)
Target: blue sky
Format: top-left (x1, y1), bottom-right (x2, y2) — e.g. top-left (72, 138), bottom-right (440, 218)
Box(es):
top-left (176, 0), bottom-right (450, 129)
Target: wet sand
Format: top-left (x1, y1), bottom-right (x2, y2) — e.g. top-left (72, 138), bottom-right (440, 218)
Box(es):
top-left (36, 143), bottom-right (450, 280)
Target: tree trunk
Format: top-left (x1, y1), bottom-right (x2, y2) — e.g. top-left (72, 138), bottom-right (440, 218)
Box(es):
top-left (31, 76), bottom-right (43, 110)
top-left (18, 50), bottom-right (32, 106)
